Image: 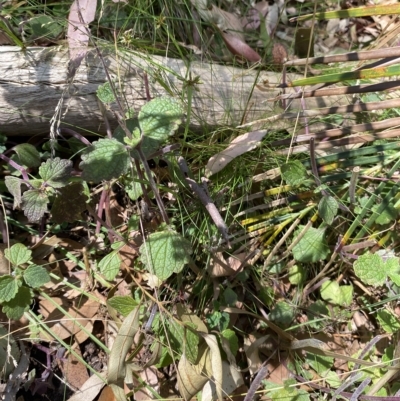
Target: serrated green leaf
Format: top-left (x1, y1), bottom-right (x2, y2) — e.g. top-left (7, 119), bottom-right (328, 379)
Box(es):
top-left (377, 309), bottom-right (400, 333)
top-left (271, 386), bottom-right (310, 401)
top-left (98, 251), bottom-right (121, 281)
top-left (323, 370), bottom-right (341, 388)
top-left (318, 195), bottom-right (338, 225)
top-left (5, 176), bottom-right (23, 209)
top-left (353, 252), bottom-right (387, 286)
top-left (221, 329), bottom-right (239, 356)
top-left (21, 189), bottom-right (48, 222)
top-left (206, 311), bottom-right (229, 331)
top-left (25, 15), bottom-right (63, 40)
top-left (223, 287), bottom-right (237, 306)
top-left (39, 157), bottom-right (72, 188)
top-left (269, 301), bottom-right (295, 328)
top-left (23, 265), bottom-right (50, 288)
top-left (97, 81), bottom-right (115, 104)
top-left (51, 182), bottom-right (88, 223)
top-left (13, 144), bottom-right (41, 168)
top-left (320, 280), bottom-right (353, 306)
top-left (292, 226), bottom-right (329, 263)
top-left (306, 301), bottom-right (330, 329)
top-left (305, 353), bottom-right (333, 376)
top-left (5, 243), bottom-right (31, 266)
top-left (139, 96), bottom-right (182, 142)
top-left (281, 161), bottom-right (307, 186)
top-left (0, 275), bottom-right (19, 302)
top-left (288, 264), bottom-right (306, 285)
top-left (80, 138), bottom-right (129, 183)
top-left (389, 273), bottom-right (400, 287)
top-left (2, 286), bottom-right (32, 320)
top-left (140, 230), bottom-right (192, 281)
top-left (339, 285), bottom-right (353, 307)
top-left (373, 203), bottom-right (398, 225)
top-left (107, 296), bottom-right (138, 317)
top-left (125, 180), bottom-right (143, 200)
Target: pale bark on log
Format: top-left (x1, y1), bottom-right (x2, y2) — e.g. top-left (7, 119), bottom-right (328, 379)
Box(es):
top-left (0, 46), bottom-right (349, 136)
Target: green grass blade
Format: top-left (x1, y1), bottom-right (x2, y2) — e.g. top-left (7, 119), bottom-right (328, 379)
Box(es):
top-left (294, 4), bottom-right (400, 22)
top-left (288, 64), bottom-right (400, 87)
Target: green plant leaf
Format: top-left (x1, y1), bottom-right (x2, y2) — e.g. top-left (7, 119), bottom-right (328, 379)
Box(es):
top-left (21, 189), bottom-right (49, 222)
top-left (320, 280), bottom-right (353, 306)
top-left (23, 265), bottom-right (50, 288)
top-left (288, 264), bottom-right (306, 285)
top-left (222, 287), bottom-right (237, 306)
top-left (269, 301), bottom-right (295, 328)
top-left (25, 14), bottom-right (63, 41)
top-left (80, 138), bottom-right (129, 183)
top-left (13, 144), bottom-right (41, 168)
top-left (0, 275), bottom-right (19, 302)
top-left (305, 353), bottom-right (333, 376)
top-left (39, 157), bottom-right (72, 188)
top-left (281, 161), bottom-right (307, 186)
top-left (206, 311), bottom-right (229, 332)
top-left (98, 251), bottom-right (121, 281)
top-left (270, 386), bottom-right (310, 401)
top-left (318, 196), bottom-right (338, 225)
top-left (2, 286), bottom-right (32, 320)
top-left (5, 176), bottom-right (23, 209)
top-left (139, 230), bottom-right (192, 281)
top-left (51, 182), bottom-right (88, 223)
top-left (166, 320), bottom-right (199, 364)
top-left (373, 203), bottom-right (398, 225)
top-left (5, 243), bottom-right (32, 266)
top-left (221, 329), bottom-right (239, 356)
top-left (139, 96), bottom-right (182, 141)
top-left (306, 301), bottom-right (330, 329)
top-left (292, 226), bottom-right (329, 262)
top-left (323, 371), bottom-right (341, 389)
top-left (377, 309), bottom-right (400, 334)
top-left (125, 180), bottom-right (143, 200)
top-left (353, 252), bottom-right (390, 286)
top-left (97, 81), bottom-right (115, 104)
top-left (107, 296), bottom-right (138, 317)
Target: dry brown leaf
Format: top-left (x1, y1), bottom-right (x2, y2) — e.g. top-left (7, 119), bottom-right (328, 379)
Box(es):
top-left (31, 235), bottom-right (62, 259)
top-left (201, 361), bottom-right (244, 401)
top-left (61, 346), bottom-right (90, 390)
top-left (0, 244), bottom-right (10, 275)
top-left (67, 372), bottom-right (106, 401)
top-left (177, 348), bottom-right (211, 400)
top-left (74, 319), bottom-right (94, 344)
top-left (133, 367), bottom-right (160, 400)
top-left (98, 386), bottom-right (116, 401)
top-left (206, 130), bottom-right (268, 177)
top-left (38, 297), bottom-right (99, 341)
top-left (108, 308), bottom-right (140, 401)
top-left (221, 32), bottom-right (261, 63)
top-left (199, 333), bottom-right (223, 401)
top-left (243, 333), bottom-right (269, 375)
top-left (208, 252), bottom-right (245, 277)
top-left (67, 0), bottom-right (97, 77)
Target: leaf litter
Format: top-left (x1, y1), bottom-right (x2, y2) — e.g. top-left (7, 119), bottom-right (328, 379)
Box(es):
top-left (2, 0), bottom-right (400, 400)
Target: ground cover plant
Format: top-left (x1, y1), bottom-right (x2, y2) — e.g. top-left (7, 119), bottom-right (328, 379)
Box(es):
top-left (2, 0), bottom-right (400, 400)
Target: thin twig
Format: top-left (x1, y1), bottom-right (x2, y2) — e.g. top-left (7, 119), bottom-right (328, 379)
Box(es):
top-left (284, 46), bottom-right (400, 66)
top-left (177, 157), bottom-right (231, 248)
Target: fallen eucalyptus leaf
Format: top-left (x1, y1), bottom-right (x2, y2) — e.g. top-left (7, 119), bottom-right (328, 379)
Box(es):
top-left (206, 130), bottom-right (268, 176)
top-left (108, 307), bottom-right (140, 401)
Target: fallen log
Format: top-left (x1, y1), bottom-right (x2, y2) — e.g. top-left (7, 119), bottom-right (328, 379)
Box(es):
top-left (0, 46), bottom-right (349, 136)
